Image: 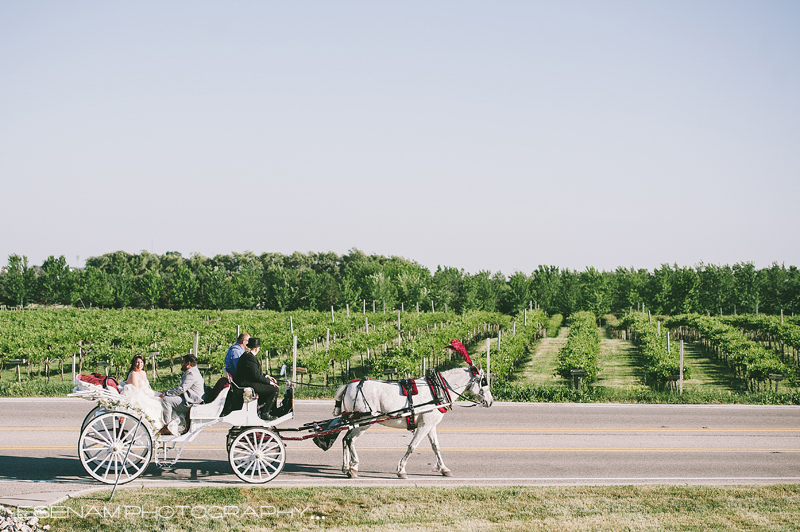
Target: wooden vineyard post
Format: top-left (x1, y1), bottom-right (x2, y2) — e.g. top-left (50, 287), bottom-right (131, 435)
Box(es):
top-left (292, 335), bottom-right (297, 386)
top-left (486, 338), bottom-right (490, 377)
top-left (679, 340), bottom-right (684, 395)
top-left (486, 340), bottom-right (491, 388)
top-left (149, 351), bottom-right (159, 378)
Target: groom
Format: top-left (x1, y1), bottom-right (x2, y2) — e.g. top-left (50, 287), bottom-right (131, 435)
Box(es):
top-left (159, 354), bottom-right (205, 435)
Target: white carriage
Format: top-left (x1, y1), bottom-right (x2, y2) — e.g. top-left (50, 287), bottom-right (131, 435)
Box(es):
top-left (69, 377), bottom-right (293, 485)
top-left (69, 339), bottom-right (492, 485)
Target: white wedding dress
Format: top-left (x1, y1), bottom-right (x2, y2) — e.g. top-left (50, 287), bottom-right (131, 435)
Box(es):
top-left (121, 370), bottom-right (165, 430)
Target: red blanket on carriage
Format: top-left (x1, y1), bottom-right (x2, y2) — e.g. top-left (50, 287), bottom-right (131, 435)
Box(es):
top-left (77, 373), bottom-right (121, 393)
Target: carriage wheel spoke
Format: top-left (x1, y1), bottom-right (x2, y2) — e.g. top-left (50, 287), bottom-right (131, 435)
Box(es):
top-left (87, 427), bottom-right (112, 445)
top-left (92, 453), bottom-right (112, 476)
top-left (101, 422), bottom-right (114, 443)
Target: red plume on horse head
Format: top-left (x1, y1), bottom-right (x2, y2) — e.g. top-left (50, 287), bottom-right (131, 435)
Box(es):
top-left (445, 339), bottom-right (473, 366)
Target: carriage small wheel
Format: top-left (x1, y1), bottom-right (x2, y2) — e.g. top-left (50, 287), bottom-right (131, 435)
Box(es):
top-left (228, 428), bottom-right (286, 483)
top-left (78, 412), bottom-right (153, 484)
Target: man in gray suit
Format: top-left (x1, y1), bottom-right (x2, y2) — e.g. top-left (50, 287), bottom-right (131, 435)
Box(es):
top-left (158, 354), bottom-right (205, 435)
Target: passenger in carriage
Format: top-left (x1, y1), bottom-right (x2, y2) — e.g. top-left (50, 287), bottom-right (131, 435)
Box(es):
top-left (158, 354), bottom-right (205, 435)
top-left (121, 354), bottom-right (164, 429)
top-left (234, 337), bottom-right (292, 419)
top-left (224, 333), bottom-right (250, 378)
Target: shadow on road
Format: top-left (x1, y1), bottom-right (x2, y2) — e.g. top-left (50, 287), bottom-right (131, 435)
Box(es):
top-left (0, 454), bottom-right (344, 483)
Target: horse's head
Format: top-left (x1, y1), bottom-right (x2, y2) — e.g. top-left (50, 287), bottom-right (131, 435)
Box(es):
top-left (467, 366), bottom-right (493, 408)
top-left (445, 340), bottom-right (493, 408)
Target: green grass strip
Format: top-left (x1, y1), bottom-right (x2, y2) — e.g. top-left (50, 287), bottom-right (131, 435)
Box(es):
top-left (28, 485), bottom-right (800, 531)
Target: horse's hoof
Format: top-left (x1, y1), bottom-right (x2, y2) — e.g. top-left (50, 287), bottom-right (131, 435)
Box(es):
top-left (397, 472), bottom-right (407, 479)
top-left (346, 468), bottom-right (358, 478)
top-left (441, 469), bottom-right (452, 477)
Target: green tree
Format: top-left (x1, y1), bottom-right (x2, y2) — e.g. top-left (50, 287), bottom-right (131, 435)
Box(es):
top-left (36, 255), bottom-right (74, 305)
top-left (580, 267), bottom-right (612, 319)
top-left (650, 264), bottom-right (699, 315)
top-left (136, 270), bottom-right (165, 309)
top-left (697, 263), bottom-right (735, 315)
top-left (2, 254), bottom-right (33, 307)
top-left (232, 263), bottom-right (262, 309)
top-left (556, 269), bottom-right (582, 316)
top-left (733, 262), bottom-right (761, 314)
top-left (612, 266), bottom-right (650, 314)
top-left (262, 265), bottom-right (296, 311)
top-left (368, 271), bottom-right (397, 310)
top-left (166, 263), bottom-right (198, 309)
top-left (431, 266), bottom-right (463, 313)
top-left (530, 265), bottom-right (561, 313)
top-left (80, 266), bottom-right (115, 308)
top-left (473, 271), bottom-right (506, 312)
top-left (396, 266), bottom-right (431, 309)
top-left (501, 271), bottom-right (531, 314)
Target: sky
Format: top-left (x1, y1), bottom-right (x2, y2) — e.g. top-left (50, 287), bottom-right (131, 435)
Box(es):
top-left (2, 1), bottom-right (799, 275)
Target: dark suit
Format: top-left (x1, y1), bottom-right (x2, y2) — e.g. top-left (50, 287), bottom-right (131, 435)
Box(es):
top-left (234, 351), bottom-right (279, 415)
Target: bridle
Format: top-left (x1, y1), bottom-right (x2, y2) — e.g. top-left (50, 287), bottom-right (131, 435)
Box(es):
top-left (440, 365), bottom-right (490, 407)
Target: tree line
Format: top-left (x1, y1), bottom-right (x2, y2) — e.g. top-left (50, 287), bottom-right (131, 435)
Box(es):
top-left (1, 250), bottom-right (798, 317)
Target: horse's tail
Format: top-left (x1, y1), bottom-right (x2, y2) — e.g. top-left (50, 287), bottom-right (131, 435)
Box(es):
top-left (332, 384), bottom-right (348, 416)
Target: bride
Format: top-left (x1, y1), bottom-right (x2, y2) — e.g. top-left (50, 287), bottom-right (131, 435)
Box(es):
top-left (122, 354), bottom-right (164, 429)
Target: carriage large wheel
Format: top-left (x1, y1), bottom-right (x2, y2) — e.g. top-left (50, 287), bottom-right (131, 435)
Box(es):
top-left (80, 405), bottom-right (107, 433)
top-left (228, 428), bottom-right (285, 483)
top-left (79, 412), bottom-right (153, 484)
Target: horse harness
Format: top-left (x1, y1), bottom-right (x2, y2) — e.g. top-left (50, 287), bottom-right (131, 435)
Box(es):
top-left (339, 367), bottom-right (482, 432)
top-left (399, 370), bottom-right (453, 430)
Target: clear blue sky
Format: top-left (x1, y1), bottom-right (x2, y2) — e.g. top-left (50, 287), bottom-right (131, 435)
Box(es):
top-left (2, 1), bottom-right (798, 274)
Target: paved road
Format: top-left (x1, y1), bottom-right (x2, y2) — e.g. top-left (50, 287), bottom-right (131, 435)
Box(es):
top-left (1, 398), bottom-right (798, 506)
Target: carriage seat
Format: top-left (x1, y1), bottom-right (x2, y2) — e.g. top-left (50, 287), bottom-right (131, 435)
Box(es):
top-left (190, 385), bottom-right (230, 420)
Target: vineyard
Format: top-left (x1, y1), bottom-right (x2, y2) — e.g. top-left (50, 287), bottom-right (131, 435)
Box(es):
top-left (0, 307), bottom-right (547, 392)
top-left (1, 308), bottom-right (798, 404)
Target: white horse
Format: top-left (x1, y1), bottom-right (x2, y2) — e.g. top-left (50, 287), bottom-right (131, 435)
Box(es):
top-left (332, 363), bottom-right (492, 479)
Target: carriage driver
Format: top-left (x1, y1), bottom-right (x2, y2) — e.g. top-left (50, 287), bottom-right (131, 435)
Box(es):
top-left (158, 354), bottom-right (205, 435)
top-left (235, 337), bottom-right (293, 419)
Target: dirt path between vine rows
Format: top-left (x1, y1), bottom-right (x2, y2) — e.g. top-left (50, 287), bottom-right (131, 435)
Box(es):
top-left (518, 327), bottom-right (569, 386)
top-left (595, 329), bottom-right (643, 388)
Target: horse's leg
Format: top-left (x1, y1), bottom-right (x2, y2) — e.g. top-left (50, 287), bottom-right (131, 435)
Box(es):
top-left (341, 428), bottom-right (353, 476)
top-left (427, 427), bottom-right (451, 476)
top-left (342, 426), bottom-right (368, 478)
top-left (396, 420), bottom-right (434, 479)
